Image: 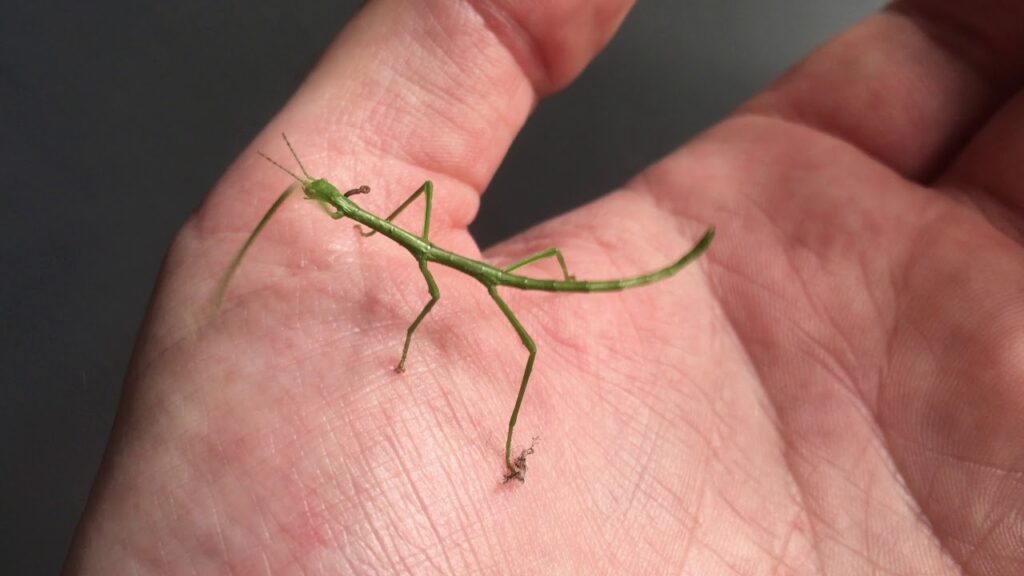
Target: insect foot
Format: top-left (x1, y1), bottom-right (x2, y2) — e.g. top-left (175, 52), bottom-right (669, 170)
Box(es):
top-left (502, 439), bottom-right (538, 484)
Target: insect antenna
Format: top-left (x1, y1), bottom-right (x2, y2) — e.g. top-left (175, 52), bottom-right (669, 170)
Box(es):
top-left (258, 151), bottom-right (305, 183)
top-left (280, 133), bottom-right (313, 179)
top-left (210, 183), bottom-right (299, 315)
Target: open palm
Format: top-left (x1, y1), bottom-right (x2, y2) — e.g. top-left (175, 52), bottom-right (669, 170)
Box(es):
top-left (67, 1), bottom-right (1022, 574)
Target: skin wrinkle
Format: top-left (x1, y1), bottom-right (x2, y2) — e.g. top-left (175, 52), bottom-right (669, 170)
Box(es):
top-left (872, 200), bottom-right (945, 410)
top-left (459, 0), bottom-right (552, 94)
top-left (807, 449), bottom-right (955, 572)
top-left (588, 328), bottom-right (682, 387)
top-left (342, 428), bottom-right (403, 570)
top-left (875, 218), bottom-right (1024, 571)
top-left (729, 175), bottom-right (805, 258)
top-left (133, 261), bottom-right (373, 409)
top-left (714, 490), bottom-right (789, 564)
top-left (251, 503), bottom-right (275, 574)
top-left (529, 295), bottom-right (634, 371)
top-left (664, 453), bottom-right (707, 576)
top-left (308, 426), bottom-right (347, 559)
top-left (406, 411), bottom-right (475, 546)
top-left (147, 413), bottom-right (207, 567)
top-left (627, 172), bottom-right (714, 251)
top-left (720, 324), bottom-right (828, 576)
top-left (638, 434), bottom-right (696, 545)
top-left (607, 415), bottom-right (663, 544)
top-left (898, 437), bottom-right (1024, 484)
top-left (709, 257), bottom-right (794, 319)
top-left (761, 307), bottom-right (905, 569)
top-left (917, 451), bottom-right (946, 534)
top-left (741, 315), bottom-right (859, 426)
top-left (232, 444), bottom-right (298, 570)
top-left (387, 417), bottom-right (462, 568)
top-left (438, 492), bottom-right (485, 575)
top-left (679, 262), bottom-right (810, 545)
top-left (288, 490), bottom-right (322, 576)
top-left (208, 442), bottom-right (237, 571)
top-left (325, 434), bottom-right (374, 565)
top-left (771, 220), bottom-right (868, 392)
top-left (944, 182), bottom-right (1024, 245)
top-left (760, 302), bottom-right (887, 446)
top-left (324, 63), bottom-right (429, 170)
top-left (797, 500), bottom-right (892, 575)
top-left (863, 472), bottom-right (876, 575)
top-left (890, 1), bottom-right (1023, 88)
top-left (383, 434), bottom-right (453, 574)
top-left (706, 414), bottom-right (784, 506)
top-left (715, 464), bottom-right (796, 537)
top-left (632, 517), bottom-right (684, 574)
top-left (863, 439), bottom-right (933, 546)
top-left (404, 16), bottom-right (522, 183)
top-left (913, 446), bottom-right (1024, 565)
top-left (604, 189), bottom-right (696, 274)
top-left (589, 362), bottom-right (713, 458)
top-left (454, 499), bottom-right (490, 576)
top-left (748, 16), bottom-right (972, 179)
top-left (959, 505), bottom-right (1010, 573)
top-left (790, 439), bottom-right (910, 525)
top-left (856, 259), bottom-right (894, 412)
top-left (767, 521), bottom-right (801, 576)
top-left (728, 450), bottom-right (803, 538)
top-left (691, 527), bottom-right (748, 576)
top-left (644, 449), bottom-right (705, 528)
top-left (565, 463), bottom-right (632, 570)
top-left (322, 110), bottom-right (399, 175)
top-left (317, 4), bottom-right (528, 193)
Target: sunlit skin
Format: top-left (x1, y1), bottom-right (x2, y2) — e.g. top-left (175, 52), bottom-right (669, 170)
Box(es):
top-left (65, 0), bottom-right (1023, 574)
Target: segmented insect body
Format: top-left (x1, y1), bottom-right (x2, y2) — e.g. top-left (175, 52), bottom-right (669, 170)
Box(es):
top-left (217, 135), bottom-right (713, 482)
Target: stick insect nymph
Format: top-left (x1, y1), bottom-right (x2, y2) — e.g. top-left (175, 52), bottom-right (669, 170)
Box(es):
top-left (217, 134), bottom-right (714, 482)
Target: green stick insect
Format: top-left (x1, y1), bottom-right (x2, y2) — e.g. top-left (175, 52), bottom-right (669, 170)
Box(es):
top-left (216, 134), bottom-right (714, 482)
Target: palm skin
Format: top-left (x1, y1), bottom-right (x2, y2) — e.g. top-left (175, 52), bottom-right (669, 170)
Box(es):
top-left (66, 0), bottom-right (1023, 574)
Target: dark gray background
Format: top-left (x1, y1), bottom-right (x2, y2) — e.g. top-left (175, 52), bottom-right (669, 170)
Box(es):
top-left (1, 1), bottom-right (884, 572)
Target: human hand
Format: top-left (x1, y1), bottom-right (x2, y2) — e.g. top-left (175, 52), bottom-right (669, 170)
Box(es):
top-left (65, 0), bottom-right (1023, 573)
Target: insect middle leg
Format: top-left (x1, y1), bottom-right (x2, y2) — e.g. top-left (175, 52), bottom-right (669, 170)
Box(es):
top-left (486, 284), bottom-right (537, 481)
top-left (396, 258), bottom-right (440, 373)
top-left (504, 248), bottom-right (575, 281)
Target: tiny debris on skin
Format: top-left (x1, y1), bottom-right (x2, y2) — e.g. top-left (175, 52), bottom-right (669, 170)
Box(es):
top-left (503, 440), bottom-right (537, 484)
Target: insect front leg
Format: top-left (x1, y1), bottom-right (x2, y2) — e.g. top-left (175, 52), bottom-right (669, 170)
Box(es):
top-left (357, 181), bottom-right (434, 240)
top-left (395, 258), bottom-right (440, 373)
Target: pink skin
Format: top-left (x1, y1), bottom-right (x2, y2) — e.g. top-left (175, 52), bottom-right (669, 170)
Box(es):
top-left (65, 0), bottom-right (1023, 574)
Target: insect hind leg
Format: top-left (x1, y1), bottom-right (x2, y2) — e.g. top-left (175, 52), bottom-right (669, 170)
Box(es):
top-left (486, 285), bottom-right (537, 482)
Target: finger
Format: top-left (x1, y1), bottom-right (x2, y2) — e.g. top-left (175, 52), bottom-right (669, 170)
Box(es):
top-left (742, 0), bottom-right (1024, 179)
top-left (937, 90), bottom-right (1024, 233)
top-left (209, 0), bottom-right (635, 221)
